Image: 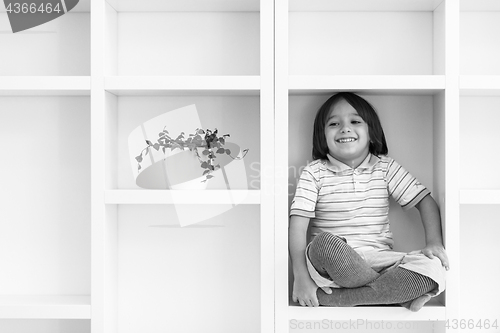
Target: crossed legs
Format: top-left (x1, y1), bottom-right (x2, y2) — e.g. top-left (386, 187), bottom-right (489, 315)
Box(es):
top-left (308, 232), bottom-right (437, 310)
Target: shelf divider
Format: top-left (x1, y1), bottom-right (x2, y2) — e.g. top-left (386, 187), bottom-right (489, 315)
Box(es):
top-left (0, 295), bottom-right (91, 319)
top-left (460, 189), bottom-right (500, 204)
top-left (288, 299), bottom-right (445, 321)
top-left (105, 189), bottom-right (260, 205)
top-left (0, 77), bottom-right (91, 96)
top-left (460, 75), bottom-right (500, 95)
top-left (288, 75), bottom-right (445, 94)
top-left (104, 76), bottom-right (260, 95)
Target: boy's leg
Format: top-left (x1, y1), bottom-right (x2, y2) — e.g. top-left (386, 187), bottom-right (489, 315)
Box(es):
top-left (316, 266), bottom-right (437, 308)
top-left (308, 232), bottom-right (380, 288)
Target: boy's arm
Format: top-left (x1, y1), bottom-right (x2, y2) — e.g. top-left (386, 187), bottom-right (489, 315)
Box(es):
top-left (289, 215), bottom-right (329, 307)
top-left (415, 194), bottom-right (450, 270)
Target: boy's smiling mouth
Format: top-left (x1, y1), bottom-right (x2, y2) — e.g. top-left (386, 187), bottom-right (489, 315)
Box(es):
top-left (336, 137), bottom-right (357, 143)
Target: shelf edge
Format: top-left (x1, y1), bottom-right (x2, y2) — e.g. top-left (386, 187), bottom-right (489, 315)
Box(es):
top-left (104, 76), bottom-right (261, 94)
top-left (288, 304), bottom-right (446, 322)
top-left (105, 189), bottom-right (261, 205)
top-left (288, 75), bottom-right (446, 94)
top-left (0, 295), bottom-right (91, 319)
top-left (0, 76), bottom-right (91, 95)
top-left (460, 190), bottom-right (500, 204)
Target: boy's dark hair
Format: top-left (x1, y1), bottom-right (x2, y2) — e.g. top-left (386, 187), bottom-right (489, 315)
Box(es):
top-left (312, 92), bottom-right (388, 160)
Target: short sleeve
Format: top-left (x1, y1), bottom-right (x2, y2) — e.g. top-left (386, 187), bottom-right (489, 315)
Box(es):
top-left (386, 158), bottom-right (430, 210)
top-left (290, 164), bottom-right (320, 218)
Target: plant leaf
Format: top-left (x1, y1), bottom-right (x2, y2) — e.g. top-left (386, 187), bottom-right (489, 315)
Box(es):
top-left (146, 140), bottom-right (153, 146)
top-left (135, 155), bottom-right (143, 163)
top-left (216, 148), bottom-right (225, 154)
top-left (153, 143), bottom-right (160, 150)
top-left (225, 149), bottom-right (231, 155)
top-left (202, 149), bottom-right (210, 155)
top-left (201, 162), bottom-right (209, 169)
top-left (206, 175), bottom-right (214, 179)
top-left (219, 137), bottom-right (225, 145)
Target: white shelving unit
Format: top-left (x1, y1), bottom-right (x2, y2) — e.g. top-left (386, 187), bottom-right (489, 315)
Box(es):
top-left (1, 0), bottom-right (499, 332)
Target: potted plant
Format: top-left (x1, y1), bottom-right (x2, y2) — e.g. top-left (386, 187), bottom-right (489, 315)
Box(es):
top-left (135, 128), bottom-right (248, 184)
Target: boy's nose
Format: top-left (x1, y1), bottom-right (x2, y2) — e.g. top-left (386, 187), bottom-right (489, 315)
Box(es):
top-left (340, 126), bottom-right (352, 133)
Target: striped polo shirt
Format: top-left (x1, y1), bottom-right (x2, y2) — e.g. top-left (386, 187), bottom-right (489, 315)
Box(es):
top-left (290, 153), bottom-right (430, 250)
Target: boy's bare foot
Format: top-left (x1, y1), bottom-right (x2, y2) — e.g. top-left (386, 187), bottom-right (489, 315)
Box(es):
top-left (400, 294), bottom-right (432, 312)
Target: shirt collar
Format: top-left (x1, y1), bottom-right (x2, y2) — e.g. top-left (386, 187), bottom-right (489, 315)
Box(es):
top-left (326, 153), bottom-right (380, 173)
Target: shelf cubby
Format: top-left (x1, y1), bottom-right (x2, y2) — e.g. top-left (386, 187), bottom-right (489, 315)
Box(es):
top-left (460, 205), bottom-right (500, 323)
top-left (287, 0), bottom-right (445, 76)
top-left (459, 95), bottom-right (500, 191)
top-left (285, 92), bottom-right (446, 320)
top-left (0, 96), bottom-right (91, 324)
top-left (103, 92), bottom-right (261, 191)
top-left (103, 204), bottom-right (261, 332)
top-left (0, 0), bottom-right (90, 76)
top-left (460, 0), bottom-right (500, 76)
top-left (104, 0), bottom-right (260, 77)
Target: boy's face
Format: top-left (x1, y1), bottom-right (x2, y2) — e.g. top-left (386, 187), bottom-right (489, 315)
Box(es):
top-left (324, 99), bottom-right (370, 168)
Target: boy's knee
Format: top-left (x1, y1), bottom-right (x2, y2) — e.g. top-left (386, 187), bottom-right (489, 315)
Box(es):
top-left (310, 232), bottom-right (347, 257)
top-left (312, 232), bottom-right (346, 247)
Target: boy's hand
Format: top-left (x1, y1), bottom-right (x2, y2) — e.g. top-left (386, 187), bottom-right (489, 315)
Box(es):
top-left (292, 276), bottom-right (331, 307)
top-left (412, 244), bottom-right (450, 271)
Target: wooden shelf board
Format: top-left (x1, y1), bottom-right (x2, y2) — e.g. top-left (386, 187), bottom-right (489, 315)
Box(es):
top-left (105, 76), bottom-right (260, 96)
top-left (289, 75), bottom-right (445, 95)
top-left (460, 190), bottom-right (500, 204)
top-left (289, 298), bottom-right (445, 321)
top-left (0, 77), bottom-right (91, 96)
top-left (0, 295), bottom-right (91, 319)
top-left (105, 0), bottom-right (259, 12)
top-left (289, 0), bottom-right (444, 12)
top-left (105, 189), bottom-right (260, 205)
top-left (460, 75), bottom-right (500, 95)
top-left (460, 0), bottom-right (500, 12)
